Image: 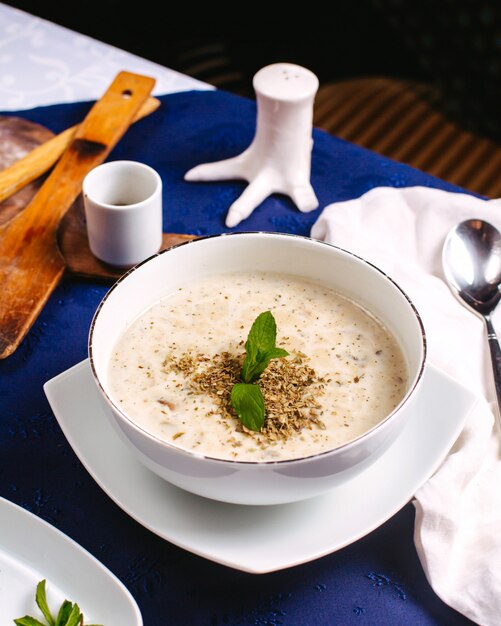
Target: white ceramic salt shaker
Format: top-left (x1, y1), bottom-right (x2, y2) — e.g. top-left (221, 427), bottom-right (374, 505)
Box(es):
top-left (185, 62), bottom-right (320, 227)
top-left (83, 160), bottom-right (163, 268)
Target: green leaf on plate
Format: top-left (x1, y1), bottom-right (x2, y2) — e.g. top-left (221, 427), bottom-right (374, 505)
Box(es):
top-left (14, 618), bottom-right (46, 626)
top-left (55, 601), bottom-right (73, 626)
top-left (15, 580), bottom-right (99, 626)
top-left (35, 580), bottom-right (55, 626)
top-left (63, 605), bottom-right (83, 626)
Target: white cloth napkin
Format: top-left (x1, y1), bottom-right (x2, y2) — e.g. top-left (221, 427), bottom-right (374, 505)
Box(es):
top-left (311, 186), bottom-right (501, 626)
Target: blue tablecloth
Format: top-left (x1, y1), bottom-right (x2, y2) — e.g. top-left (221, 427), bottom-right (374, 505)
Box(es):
top-left (0, 90), bottom-right (475, 625)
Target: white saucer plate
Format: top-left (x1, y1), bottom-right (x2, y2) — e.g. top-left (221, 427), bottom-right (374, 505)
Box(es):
top-left (44, 360), bottom-right (478, 574)
top-left (0, 495), bottom-right (142, 624)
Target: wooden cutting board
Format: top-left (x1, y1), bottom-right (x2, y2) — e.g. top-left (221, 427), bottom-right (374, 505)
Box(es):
top-left (0, 115), bottom-right (195, 282)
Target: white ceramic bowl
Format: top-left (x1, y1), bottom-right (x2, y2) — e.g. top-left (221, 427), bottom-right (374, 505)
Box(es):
top-left (89, 233), bottom-right (426, 505)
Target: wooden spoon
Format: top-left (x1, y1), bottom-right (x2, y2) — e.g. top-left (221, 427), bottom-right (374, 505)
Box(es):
top-left (0, 71), bottom-right (155, 359)
top-left (0, 96), bottom-right (161, 206)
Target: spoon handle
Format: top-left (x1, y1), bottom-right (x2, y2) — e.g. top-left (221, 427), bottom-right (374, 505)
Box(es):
top-left (484, 315), bottom-right (501, 426)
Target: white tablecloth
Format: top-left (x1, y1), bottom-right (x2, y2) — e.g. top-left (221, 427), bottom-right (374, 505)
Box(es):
top-left (0, 3), bottom-right (211, 110)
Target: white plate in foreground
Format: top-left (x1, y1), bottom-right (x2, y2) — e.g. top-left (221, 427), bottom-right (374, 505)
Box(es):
top-left (44, 360), bottom-right (478, 574)
top-left (0, 496), bottom-right (142, 625)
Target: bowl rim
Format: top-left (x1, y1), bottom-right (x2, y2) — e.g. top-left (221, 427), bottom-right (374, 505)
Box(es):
top-left (88, 231), bottom-right (427, 466)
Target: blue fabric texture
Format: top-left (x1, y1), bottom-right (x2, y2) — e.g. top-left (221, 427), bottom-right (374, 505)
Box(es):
top-left (0, 90), bottom-right (474, 625)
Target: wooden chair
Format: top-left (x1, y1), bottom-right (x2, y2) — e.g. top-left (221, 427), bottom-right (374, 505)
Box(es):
top-left (313, 77), bottom-right (501, 199)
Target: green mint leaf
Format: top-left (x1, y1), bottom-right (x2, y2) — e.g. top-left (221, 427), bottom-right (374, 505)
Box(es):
top-left (14, 618), bottom-right (46, 626)
top-left (242, 311), bottom-right (277, 382)
top-left (230, 383), bottom-right (265, 431)
top-left (64, 605), bottom-right (82, 626)
top-left (233, 311), bottom-right (288, 429)
top-left (35, 580), bottom-right (55, 626)
top-left (264, 347), bottom-right (289, 359)
top-left (55, 601), bottom-right (73, 626)
top-left (15, 581), bottom-right (97, 626)
top-left (244, 347), bottom-right (290, 382)
top-left (247, 310), bottom-right (277, 352)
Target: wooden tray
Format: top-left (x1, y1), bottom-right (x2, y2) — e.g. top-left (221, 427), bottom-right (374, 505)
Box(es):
top-left (0, 115), bottom-right (194, 282)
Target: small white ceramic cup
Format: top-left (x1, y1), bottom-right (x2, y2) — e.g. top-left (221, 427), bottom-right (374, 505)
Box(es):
top-left (83, 160), bottom-right (163, 268)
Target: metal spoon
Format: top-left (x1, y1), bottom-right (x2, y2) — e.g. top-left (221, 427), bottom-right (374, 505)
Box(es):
top-left (442, 218), bottom-right (501, 424)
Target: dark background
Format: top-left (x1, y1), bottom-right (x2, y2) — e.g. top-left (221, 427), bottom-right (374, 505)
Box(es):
top-left (4, 1), bottom-right (501, 139)
top-left (3, 1), bottom-right (429, 94)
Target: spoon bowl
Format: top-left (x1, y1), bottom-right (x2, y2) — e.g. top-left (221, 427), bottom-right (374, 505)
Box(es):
top-left (443, 219), bottom-right (501, 316)
top-left (443, 218), bottom-right (501, 425)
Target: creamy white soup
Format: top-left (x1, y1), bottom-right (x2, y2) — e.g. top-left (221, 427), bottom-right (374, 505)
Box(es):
top-left (107, 271), bottom-right (408, 461)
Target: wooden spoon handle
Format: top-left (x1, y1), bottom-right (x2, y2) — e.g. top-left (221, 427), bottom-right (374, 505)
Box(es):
top-left (0, 96), bottom-right (160, 205)
top-left (0, 71), bottom-right (155, 359)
